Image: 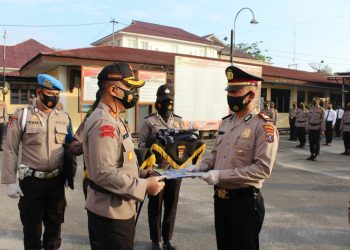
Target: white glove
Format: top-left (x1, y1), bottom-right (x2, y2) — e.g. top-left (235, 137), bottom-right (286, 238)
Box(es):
top-left (201, 170), bottom-right (220, 185)
top-left (7, 183), bottom-right (24, 198)
top-left (185, 164), bottom-right (201, 172)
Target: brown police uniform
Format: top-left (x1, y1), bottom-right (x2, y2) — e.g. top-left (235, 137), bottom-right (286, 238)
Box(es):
top-left (84, 102), bottom-right (148, 249)
top-left (0, 101), bottom-right (8, 150)
top-left (199, 109), bottom-right (278, 250)
top-left (340, 108), bottom-right (350, 155)
top-left (139, 112), bottom-right (184, 244)
top-left (1, 105), bottom-right (73, 250)
top-left (260, 107), bottom-right (274, 121)
top-left (289, 106), bottom-right (298, 140)
top-left (307, 106), bottom-right (325, 160)
top-left (295, 108), bottom-right (309, 147)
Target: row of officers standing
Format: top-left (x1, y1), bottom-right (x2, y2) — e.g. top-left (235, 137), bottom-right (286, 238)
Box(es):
top-left (1, 62), bottom-right (279, 250)
top-left (288, 100), bottom-right (350, 160)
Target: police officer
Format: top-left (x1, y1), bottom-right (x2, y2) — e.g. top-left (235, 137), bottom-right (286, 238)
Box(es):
top-left (340, 103), bottom-right (350, 155)
top-left (83, 62), bottom-right (165, 250)
top-left (289, 102), bottom-right (298, 140)
top-left (295, 103), bottom-right (309, 148)
top-left (270, 101), bottom-right (278, 126)
top-left (1, 74), bottom-right (73, 250)
top-left (189, 66), bottom-right (279, 250)
top-left (261, 102), bottom-right (274, 121)
top-left (139, 84), bottom-right (184, 250)
top-left (306, 97), bottom-right (325, 161)
top-left (0, 96), bottom-right (8, 151)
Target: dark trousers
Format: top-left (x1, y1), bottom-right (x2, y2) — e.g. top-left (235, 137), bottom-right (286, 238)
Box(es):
top-left (148, 178), bottom-right (182, 242)
top-left (335, 119), bottom-right (342, 136)
top-left (325, 121), bottom-right (334, 144)
top-left (308, 129), bottom-right (321, 156)
top-left (0, 123), bottom-right (4, 149)
top-left (87, 210), bottom-right (135, 250)
top-left (343, 131), bottom-right (350, 153)
top-left (214, 188), bottom-right (265, 250)
top-left (18, 175), bottom-right (65, 250)
top-left (289, 118), bottom-right (296, 140)
top-left (82, 177), bottom-right (97, 250)
top-left (296, 127), bottom-right (306, 146)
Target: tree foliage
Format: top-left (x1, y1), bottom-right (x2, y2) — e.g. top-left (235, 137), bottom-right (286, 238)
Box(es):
top-left (308, 61), bottom-right (333, 75)
top-left (236, 41), bottom-right (272, 62)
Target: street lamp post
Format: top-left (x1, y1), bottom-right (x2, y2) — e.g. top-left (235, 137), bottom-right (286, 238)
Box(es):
top-left (230, 7), bottom-right (258, 65)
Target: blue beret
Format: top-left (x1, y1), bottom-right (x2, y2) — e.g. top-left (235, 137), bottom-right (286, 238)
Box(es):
top-left (37, 74), bottom-right (64, 91)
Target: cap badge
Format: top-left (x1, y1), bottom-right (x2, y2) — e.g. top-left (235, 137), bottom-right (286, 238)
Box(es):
top-left (226, 69), bottom-right (234, 81)
top-left (108, 73), bottom-right (122, 79)
top-left (43, 79), bottom-right (53, 89)
top-left (165, 88), bottom-right (170, 94)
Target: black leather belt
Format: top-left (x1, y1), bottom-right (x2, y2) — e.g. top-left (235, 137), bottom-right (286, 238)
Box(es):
top-left (89, 180), bottom-right (114, 195)
top-left (214, 186), bottom-right (260, 200)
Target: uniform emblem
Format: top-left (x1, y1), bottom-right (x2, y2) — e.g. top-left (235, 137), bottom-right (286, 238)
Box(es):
top-left (165, 88), bottom-right (170, 94)
top-left (177, 145), bottom-right (186, 159)
top-left (34, 107), bottom-right (39, 113)
top-left (226, 68), bottom-right (234, 80)
top-left (241, 128), bottom-right (251, 138)
top-left (236, 149), bottom-right (244, 156)
top-left (127, 94), bottom-right (133, 102)
top-left (9, 116), bottom-right (17, 127)
top-left (232, 105), bottom-right (240, 112)
top-left (128, 151), bottom-right (133, 161)
top-left (263, 124), bottom-right (274, 143)
top-left (43, 79), bottom-right (53, 89)
top-left (100, 125), bottom-right (115, 138)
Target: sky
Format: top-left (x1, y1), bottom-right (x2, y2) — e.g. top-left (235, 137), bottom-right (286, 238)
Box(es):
top-left (1, 0), bottom-right (350, 73)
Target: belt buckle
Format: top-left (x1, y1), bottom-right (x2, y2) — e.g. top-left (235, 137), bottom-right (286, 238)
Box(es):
top-left (37, 172), bottom-right (45, 179)
top-left (46, 172), bottom-right (54, 179)
top-left (217, 188), bottom-right (229, 199)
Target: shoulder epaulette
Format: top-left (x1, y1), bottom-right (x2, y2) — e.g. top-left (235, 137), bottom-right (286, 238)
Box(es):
top-left (144, 112), bottom-right (156, 119)
top-left (258, 112), bottom-right (273, 122)
top-left (222, 114), bottom-right (233, 120)
top-left (173, 114), bottom-right (182, 119)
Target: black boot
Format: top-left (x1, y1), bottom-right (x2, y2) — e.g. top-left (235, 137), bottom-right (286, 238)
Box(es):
top-left (163, 240), bottom-right (176, 250)
top-left (151, 242), bottom-right (163, 250)
top-left (340, 151), bottom-right (348, 155)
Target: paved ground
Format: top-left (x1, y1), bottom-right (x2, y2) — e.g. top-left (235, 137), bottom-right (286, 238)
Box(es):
top-left (0, 134), bottom-right (349, 249)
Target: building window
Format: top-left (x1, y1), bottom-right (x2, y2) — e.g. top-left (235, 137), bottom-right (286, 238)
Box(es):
top-left (271, 89), bottom-right (290, 112)
top-left (141, 41), bottom-right (149, 50)
top-left (171, 45), bottom-right (178, 53)
top-left (297, 90), bottom-right (305, 105)
top-left (126, 39), bottom-right (137, 48)
top-left (10, 84), bottom-right (36, 104)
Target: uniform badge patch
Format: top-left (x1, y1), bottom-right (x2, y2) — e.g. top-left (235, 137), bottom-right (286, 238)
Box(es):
top-left (100, 125), bottom-right (115, 138)
top-left (241, 128), bottom-right (251, 138)
top-left (9, 116), bottom-right (18, 127)
top-left (263, 124), bottom-right (274, 143)
top-left (128, 151), bottom-right (133, 161)
top-left (177, 145), bottom-right (186, 159)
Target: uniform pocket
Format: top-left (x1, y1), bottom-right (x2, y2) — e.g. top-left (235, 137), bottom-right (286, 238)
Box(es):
top-left (25, 127), bottom-right (43, 145)
top-left (55, 125), bottom-right (67, 144)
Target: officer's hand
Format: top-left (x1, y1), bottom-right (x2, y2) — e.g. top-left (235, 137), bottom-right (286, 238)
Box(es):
top-left (201, 170), bottom-right (219, 185)
top-left (146, 176), bottom-right (165, 196)
top-left (7, 183), bottom-right (24, 198)
top-left (185, 164), bottom-right (201, 172)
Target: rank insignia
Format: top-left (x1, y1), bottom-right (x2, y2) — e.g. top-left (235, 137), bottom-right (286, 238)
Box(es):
top-left (177, 145), bottom-right (186, 159)
top-left (263, 124), bottom-right (274, 143)
top-left (243, 114), bottom-right (252, 123)
top-left (100, 125), bottom-right (115, 138)
top-left (241, 128), bottom-right (251, 138)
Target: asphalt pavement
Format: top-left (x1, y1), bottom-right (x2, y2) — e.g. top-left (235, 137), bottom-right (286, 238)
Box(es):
top-left (0, 134), bottom-right (349, 250)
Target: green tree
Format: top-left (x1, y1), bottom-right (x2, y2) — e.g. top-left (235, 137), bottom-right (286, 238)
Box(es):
top-left (236, 41), bottom-right (272, 62)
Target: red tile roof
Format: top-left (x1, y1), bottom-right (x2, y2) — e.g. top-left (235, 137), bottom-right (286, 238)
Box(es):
top-left (0, 39), bottom-right (53, 73)
top-left (22, 45), bottom-right (336, 85)
top-left (96, 20), bottom-right (218, 46)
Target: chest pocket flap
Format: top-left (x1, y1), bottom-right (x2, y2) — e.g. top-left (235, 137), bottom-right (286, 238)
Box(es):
top-left (235, 137), bottom-right (252, 150)
top-left (25, 126), bottom-right (42, 145)
top-left (55, 125), bottom-right (67, 144)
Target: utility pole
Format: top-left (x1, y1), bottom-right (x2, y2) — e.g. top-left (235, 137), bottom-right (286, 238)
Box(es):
top-left (110, 18), bottom-right (117, 47)
top-left (2, 30), bottom-right (6, 101)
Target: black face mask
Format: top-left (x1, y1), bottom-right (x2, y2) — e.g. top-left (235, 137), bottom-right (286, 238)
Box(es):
top-left (114, 86), bottom-right (139, 109)
top-left (156, 99), bottom-right (174, 116)
top-left (227, 92), bottom-right (252, 112)
top-left (41, 93), bottom-right (59, 109)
